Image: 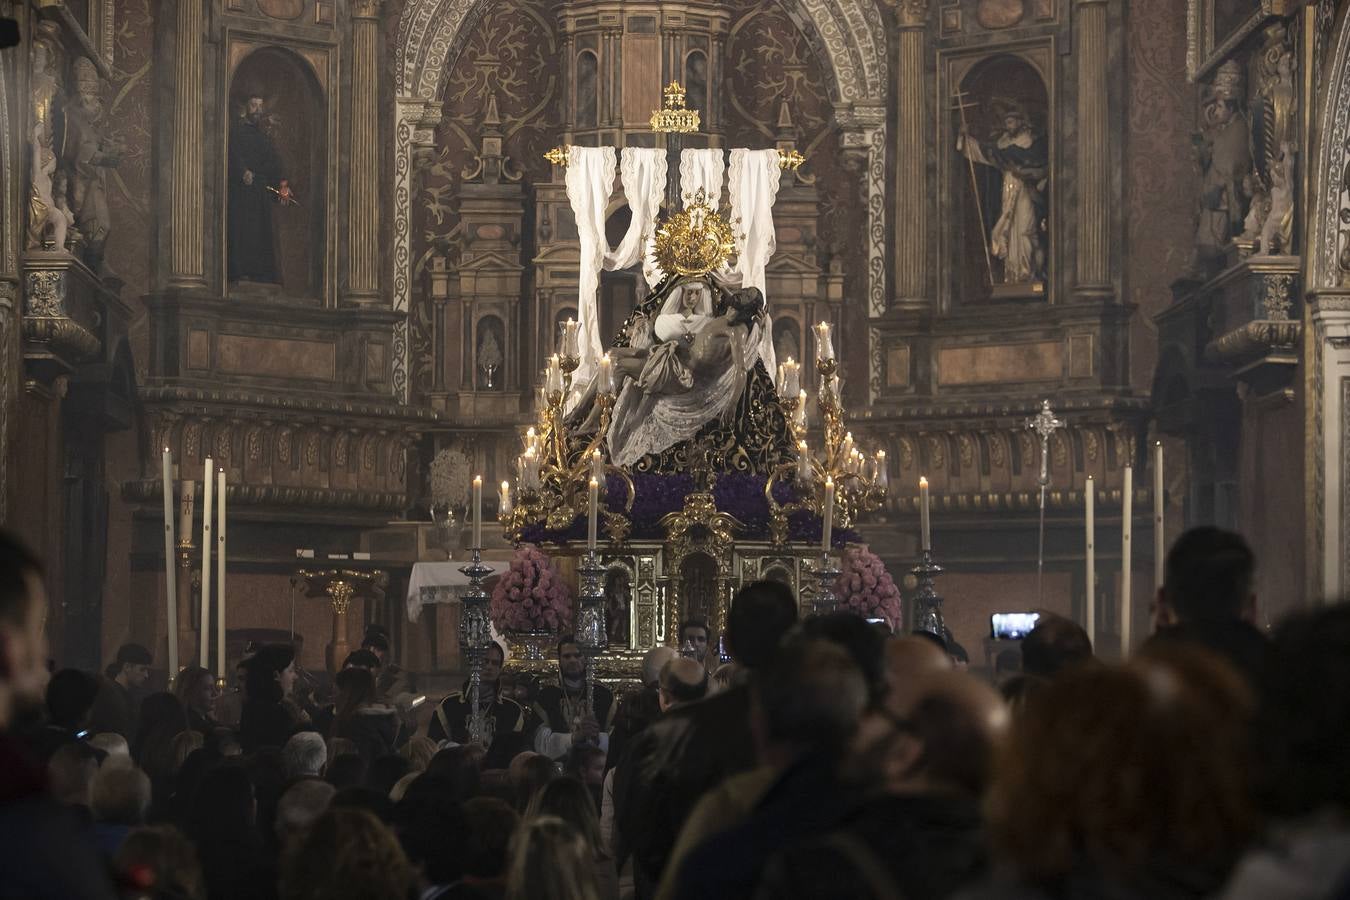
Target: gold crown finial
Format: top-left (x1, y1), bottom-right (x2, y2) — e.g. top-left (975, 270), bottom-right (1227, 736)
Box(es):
top-left (651, 80), bottom-right (701, 134)
top-left (653, 188), bottom-right (738, 276)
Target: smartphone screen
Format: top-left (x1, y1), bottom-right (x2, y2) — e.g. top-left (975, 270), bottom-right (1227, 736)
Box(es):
top-left (990, 612), bottom-right (1040, 640)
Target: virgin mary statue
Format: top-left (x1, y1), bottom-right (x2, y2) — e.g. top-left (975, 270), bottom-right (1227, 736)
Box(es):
top-left (569, 274), bottom-right (793, 475)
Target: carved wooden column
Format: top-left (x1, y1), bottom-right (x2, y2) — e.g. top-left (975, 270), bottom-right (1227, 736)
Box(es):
top-left (892, 0), bottom-right (928, 311)
top-left (347, 0), bottom-right (382, 304)
top-left (169, 0), bottom-right (205, 289)
top-left (1075, 0), bottom-right (1111, 293)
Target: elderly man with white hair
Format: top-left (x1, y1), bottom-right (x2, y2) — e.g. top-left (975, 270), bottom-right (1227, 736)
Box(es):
top-left (282, 731), bottom-right (327, 780)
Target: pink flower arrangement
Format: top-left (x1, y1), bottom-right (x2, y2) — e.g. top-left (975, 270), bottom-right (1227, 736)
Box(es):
top-left (834, 546), bottom-right (902, 630)
top-left (491, 544), bottom-right (574, 633)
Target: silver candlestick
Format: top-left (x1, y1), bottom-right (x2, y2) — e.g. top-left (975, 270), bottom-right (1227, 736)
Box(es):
top-left (911, 548), bottom-right (946, 638)
top-left (458, 547), bottom-right (495, 747)
top-left (575, 549), bottom-right (608, 714)
top-left (813, 552), bottom-right (842, 617)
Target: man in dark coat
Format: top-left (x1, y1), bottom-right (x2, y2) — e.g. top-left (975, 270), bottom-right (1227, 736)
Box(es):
top-left (613, 580), bottom-right (798, 899)
top-left (429, 642), bottom-right (529, 769)
top-left (532, 635), bottom-right (615, 760)
top-left (88, 643), bottom-right (152, 739)
top-left (227, 94), bottom-right (292, 283)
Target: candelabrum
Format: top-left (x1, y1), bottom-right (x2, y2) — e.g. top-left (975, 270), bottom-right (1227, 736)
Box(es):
top-left (765, 323), bottom-right (888, 546)
top-left (501, 352), bottom-right (635, 543)
top-left (574, 549), bottom-right (609, 713)
top-left (911, 549), bottom-right (946, 639)
top-left (458, 548), bottom-right (495, 747)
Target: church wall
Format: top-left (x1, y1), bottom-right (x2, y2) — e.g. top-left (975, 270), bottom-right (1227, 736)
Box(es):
top-left (1123, 0), bottom-right (1197, 391)
top-left (1238, 392), bottom-right (1307, 623)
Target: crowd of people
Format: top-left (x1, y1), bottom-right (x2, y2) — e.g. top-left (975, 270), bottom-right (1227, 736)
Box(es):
top-left (1, 525), bottom-right (1349, 899)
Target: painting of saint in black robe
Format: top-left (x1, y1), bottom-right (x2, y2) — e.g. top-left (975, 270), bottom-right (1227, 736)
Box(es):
top-left (228, 95), bottom-right (294, 283)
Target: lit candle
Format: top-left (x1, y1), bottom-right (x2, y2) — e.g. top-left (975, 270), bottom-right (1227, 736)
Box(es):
top-left (875, 450), bottom-right (888, 490)
top-left (598, 354), bottom-right (616, 395)
top-left (797, 441), bottom-right (812, 483)
top-left (783, 358), bottom-right (800, 397)
top-left (822, 476), bottom-right (835, 552)
top-left (1085, 476), bottom-right (1095, 642)
top-left (815, 322), bottom-right (835, 362)
top-left (545, 355), bottom-right (563, 397)
top-left (919, 476), bottom-right (931, 551)
top-left (587, 477), bottom-right (599, 551)
top-left (525, 427), bottom-right (537, 452)
top-left (591, 448), bottom-right (604, 483)
top-left (500, 480), bottom-right (512, 518)
top-left (161, 449), bottom-right (179, 675)
top-left (472, 476), bottom-right (483, 549)
top-left (200, 456), bottom-right (213, 669)
top-left (842, 431), bottom-right (854, 461)
top-left (522, 447), bottom-right (538, 490)
top-left (1122, 465), bottom-right (1133, 655)
top-left (1153, 442), bottom-right (1164, 589)
top-left (777, 362), bottom-right (785, 386)
top-left (216, 467), bottom-right (226, 681)
top-left (562, 319), bottom-right (579, 358)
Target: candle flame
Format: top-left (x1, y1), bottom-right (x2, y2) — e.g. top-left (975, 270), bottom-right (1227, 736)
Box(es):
top-left (919, 476), bottom-right (928, 487)
top-left (501, 480), bottom-right (509, 491)
top-left (589, 478), bottom-right (599, 488)
top-left (473, 475), bottom-right (482, 485)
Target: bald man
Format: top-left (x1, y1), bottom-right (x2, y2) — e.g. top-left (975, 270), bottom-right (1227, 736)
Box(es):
top-left (760, 670), bottom-right (1007, 899)
top-left (658, 658), bottom-right (709, 712)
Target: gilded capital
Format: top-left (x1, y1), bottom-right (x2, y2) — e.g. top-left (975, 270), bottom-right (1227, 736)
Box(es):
top-left (885, 0), bottom-right (928, 27)
top-left (352, 0), bottom-right (382, 19)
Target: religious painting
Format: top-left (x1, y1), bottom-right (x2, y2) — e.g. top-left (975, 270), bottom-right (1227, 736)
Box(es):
top-left (952, 54), bottom-right (1050, 302)
top-left (227, 47), bottom-right (325, 299)
top-left (1187, 0), bottom-right (1289, 80)
top-left (603, 566), bottom-right (632, 649)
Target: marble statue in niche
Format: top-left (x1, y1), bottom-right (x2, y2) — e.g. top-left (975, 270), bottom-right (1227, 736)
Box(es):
top-left (27, 29), bottom-right (71, 252)
top-left (63, 56), bottom-right (122, 274)
top-left (954, 57), bottom-right (1050, 299)
top-left (1189, 60), bottom-right (1250, 275)
top-left (228, 92), bottom-right (295, 284)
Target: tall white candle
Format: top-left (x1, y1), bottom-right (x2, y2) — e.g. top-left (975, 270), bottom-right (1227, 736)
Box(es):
top-left (1122, 465), bottom-right (1134, 655)
top-left (797, 441), bottom-right (812, 483)
top-left (161, 449), bottom-right (179, 675)
top-left (1153, 442), bottom-right (1165, 588)
top-left (587, 478), bottom-right (599, 550)
top-left (591, 448), bottom-right (604, 483)
top-left (875, 450), bottom-right (888, 491)
top-left (500, 480), bottom-right (512, 518)
top-left (178, 480), bottom-right (195, 545)
top-left (200, 457), bottom-right (213, 669)
top-left (1085, 476), bottom-right (1095, 642)
top-left (793, 390), bottom-right (808, 433)
top-left (216, 468), bottom-right (226, 680)
top-left (815, 322), bottom-right (835, 362)
top-left (919, 477), bottom-right (931, 551)
top-left (598, 354), bottom-right (615, 395)
top-left (472, 476), bottom-right (483, 549)
top-left (821, 476), bottom-right (835, 552)
top-left (783, 358), bottom-right (800, 397)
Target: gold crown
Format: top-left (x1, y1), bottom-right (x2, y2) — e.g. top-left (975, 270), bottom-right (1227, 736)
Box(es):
top-left (653, 189), bottom-right (738, 277)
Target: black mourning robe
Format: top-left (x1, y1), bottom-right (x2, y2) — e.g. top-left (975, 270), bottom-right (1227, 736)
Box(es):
top-left (227, 116), bottom-right (285, 283)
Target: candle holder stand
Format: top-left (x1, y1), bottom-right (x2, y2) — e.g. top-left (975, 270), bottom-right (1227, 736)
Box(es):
top-left (911, 549), bottom-right (946, 638)
top-left (458, 548), bottom-right (496, 746)
top-left (575, 549), bottom-right (609, 713)
top-left (812, 552), bottom-right (842, 617)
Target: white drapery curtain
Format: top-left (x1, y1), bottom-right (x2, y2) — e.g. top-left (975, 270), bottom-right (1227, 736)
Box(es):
top-left (564, 146), bottom-right (667, 412)
top-left (679, 148), bottom-right (726, 208)
top-left (725, 148), bottom-right (783, 381)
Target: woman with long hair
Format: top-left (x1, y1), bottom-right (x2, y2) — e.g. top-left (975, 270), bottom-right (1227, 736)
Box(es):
top-left (525, 777), bottom-right (618, 900)
top-left (239, 644), bottom-right (305, 753)
top-left (174, 666), bottom-right (220, 736)
top-left (329, 666), bottom-right (398, 765)
top-left (506, 816), bottom-right (601, 900)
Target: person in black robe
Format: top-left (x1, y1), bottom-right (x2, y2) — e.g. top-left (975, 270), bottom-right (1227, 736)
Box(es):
top-left (228, 94), bottom-right (293, 284)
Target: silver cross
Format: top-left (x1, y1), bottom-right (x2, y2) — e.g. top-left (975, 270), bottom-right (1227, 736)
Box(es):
top-left (1026, 399), bottom-right (1065, 488)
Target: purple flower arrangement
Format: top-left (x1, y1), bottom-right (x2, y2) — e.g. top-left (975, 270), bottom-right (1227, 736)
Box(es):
top-left (490, 544), bottom-right (574, 633)
top-left (834, 545), bottom-right (902, 629)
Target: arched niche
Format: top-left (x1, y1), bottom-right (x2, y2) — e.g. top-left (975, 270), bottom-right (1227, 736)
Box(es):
top-left (950, 53), bottom-right (1050, 305)
top-left (684, 49), bottom-right (708, 117)
top-left (474, 314), bottom-right (506, 391)
top-left (576, 50), bottom-right (599, 129)
top-left (772, 317), bottom-right (802, 370)
top-left (227, 46), bottom-right (327, 299)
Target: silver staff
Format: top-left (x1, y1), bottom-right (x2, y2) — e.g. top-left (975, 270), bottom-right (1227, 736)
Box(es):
top-left (1026, 399), bottom-right (1065, 604)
